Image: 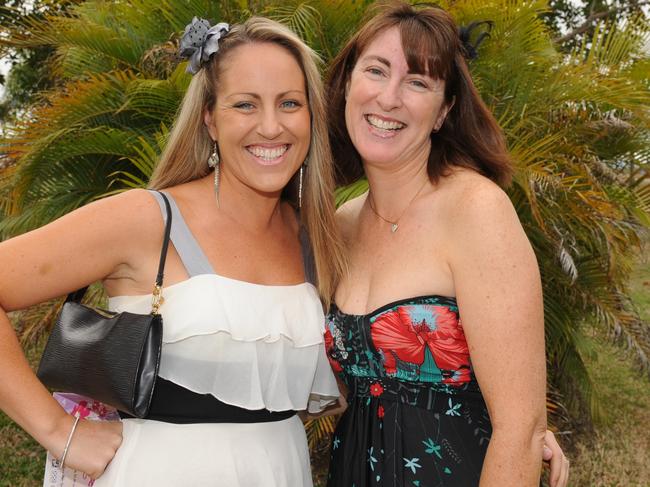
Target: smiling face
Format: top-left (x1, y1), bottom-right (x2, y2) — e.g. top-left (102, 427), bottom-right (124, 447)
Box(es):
top-left (204, 42), bottom-right (310, 198)
top-left (344, 27), bottom-right (451, 170)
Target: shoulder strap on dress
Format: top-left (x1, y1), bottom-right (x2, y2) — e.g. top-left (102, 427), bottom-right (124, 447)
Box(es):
top-left (148, 190), bottom-right (215, 277)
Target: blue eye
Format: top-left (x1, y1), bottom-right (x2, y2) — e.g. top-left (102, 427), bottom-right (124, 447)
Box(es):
top-left (366, 67), bottom-right (384, 77)
top-left (281, 100), bottom-right (302, 109)
top-left (409, 79), bottom-right (428, 89)
top-left (233, 102), bottom-right (254, 110)
top-left (408, 79), bottom-right (429, 91)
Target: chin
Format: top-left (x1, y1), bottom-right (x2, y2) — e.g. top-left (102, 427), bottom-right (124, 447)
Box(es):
top-left (358, 148), bottom-right (401, 166)
top-left (252, 177), bottom-right (294, 196)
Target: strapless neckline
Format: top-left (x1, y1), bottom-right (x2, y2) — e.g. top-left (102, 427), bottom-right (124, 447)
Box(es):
top-left (331, 293), bottom-right (457, 319)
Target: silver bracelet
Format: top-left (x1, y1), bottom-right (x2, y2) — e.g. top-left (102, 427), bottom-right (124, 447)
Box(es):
top-left (58, 412), bottom-right (81, 470)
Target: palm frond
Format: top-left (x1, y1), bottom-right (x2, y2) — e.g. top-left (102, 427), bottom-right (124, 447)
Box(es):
top-left (265, 2), bottom-right (322, 45)
top-left (335, 178), bottom-right (368, 208)
top-left (305, 415), bottom-right (338, 451)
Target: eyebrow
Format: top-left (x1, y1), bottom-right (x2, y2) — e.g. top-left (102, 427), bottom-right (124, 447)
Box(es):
top-left (360, 55), bottom-right (391, 67)
top-left (226, 90), bottom-right (306, 100)
top-left (360, 54), bottom-right (437, 78)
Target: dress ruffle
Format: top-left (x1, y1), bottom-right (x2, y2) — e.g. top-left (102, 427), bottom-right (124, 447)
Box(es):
top-left (109, 273), bottom-right (326, 346)
top-left (108, 274), bottom-right (339, 413)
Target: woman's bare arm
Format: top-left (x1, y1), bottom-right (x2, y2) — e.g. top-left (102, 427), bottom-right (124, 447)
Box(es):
top-left (0, 189), bottom-right (161, 477)
top-left (447, 180), bottom-right (547, 487)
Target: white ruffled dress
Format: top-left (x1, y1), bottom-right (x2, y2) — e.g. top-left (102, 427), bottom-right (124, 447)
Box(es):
top-left (93, 192), bottom-right (338, 487)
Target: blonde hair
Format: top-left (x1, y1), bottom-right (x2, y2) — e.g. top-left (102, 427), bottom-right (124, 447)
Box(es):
top-left (149, 17), bottom-right (345, 305)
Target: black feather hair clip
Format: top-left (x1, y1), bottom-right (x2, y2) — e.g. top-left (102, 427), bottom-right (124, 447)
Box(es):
top-left (458, 20), bottom-right (493, 61)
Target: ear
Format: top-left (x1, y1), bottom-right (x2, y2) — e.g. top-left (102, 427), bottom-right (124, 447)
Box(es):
top-left (345, 79), bottom-right (350, 101)
top-left (204, 108), bottom-right (219, 141)
top-left (433, 96), bottom-right (455, 132)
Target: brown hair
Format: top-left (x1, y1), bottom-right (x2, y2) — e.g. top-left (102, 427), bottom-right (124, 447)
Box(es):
top-left (326, 1), bottom-right (512, 187)
top-left (150, 17), bottom-right (346, 305)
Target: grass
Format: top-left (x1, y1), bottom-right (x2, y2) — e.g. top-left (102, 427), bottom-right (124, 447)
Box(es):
top-left (1, 245), bottom-right (649, 486)
top-left (566, 241), bottom-right (650, 487)
top-left (0, 415), bottom-right (42, 487)
top-left (0, 334), bottom-right (46, 487)
top-left (566, 335), bottom-right (650, 486)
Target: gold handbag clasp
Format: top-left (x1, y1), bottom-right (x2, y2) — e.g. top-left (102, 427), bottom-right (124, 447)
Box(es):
top-left (151, 284), bottom-right (164, 315)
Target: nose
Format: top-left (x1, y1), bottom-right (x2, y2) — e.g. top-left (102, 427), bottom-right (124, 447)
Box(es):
top-left (257, 107), bottom-right (283, 140)
top-left (376, 78), bottom-right (403, 111)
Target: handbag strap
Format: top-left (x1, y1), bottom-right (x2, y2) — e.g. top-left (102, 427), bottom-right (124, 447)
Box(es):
top-left (151, 191), bottom-right (172, 314)
top-left (65, 191), bottom-right (173, 314)
top-left (154, 191), bottom-right (173, 286)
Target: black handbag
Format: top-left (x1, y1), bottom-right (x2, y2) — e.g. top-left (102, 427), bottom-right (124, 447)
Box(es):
top-left (37, 191), bottom-right (172, 418)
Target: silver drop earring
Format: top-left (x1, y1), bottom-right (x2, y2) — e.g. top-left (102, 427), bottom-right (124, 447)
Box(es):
top-left (208, 141), bottom-right (220, 207)
top-left (298, 164), bottom-right (304, 209)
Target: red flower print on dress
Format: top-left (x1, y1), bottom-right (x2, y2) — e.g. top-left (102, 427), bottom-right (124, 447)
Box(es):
top-left (377, 405), bottom-right (385, 418)
top-left (370, 382), bottom-right (384, 397)
top-left (324, 328), bottom-right (343, 372)
top-left (370, 305), bottom-right (471, 384)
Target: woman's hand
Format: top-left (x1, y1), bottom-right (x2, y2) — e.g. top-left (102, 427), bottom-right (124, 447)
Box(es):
top-left (300, 394), bottom-right (348, 421)
top-left (321, 394), bottom-right (349, 417)
top-left (52, 417), bottom-right (123, 480)
top-left (543, 430), bottom-right (569, 487)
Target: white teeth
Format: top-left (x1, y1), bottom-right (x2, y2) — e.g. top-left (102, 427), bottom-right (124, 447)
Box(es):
top-left (367, 115), bottom-right (405, 130)
top-left (247, 145), bottom-right (288, 160)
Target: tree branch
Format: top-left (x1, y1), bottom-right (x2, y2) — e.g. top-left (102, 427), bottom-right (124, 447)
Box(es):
top-left (553, 1), bottom-right (650, 44)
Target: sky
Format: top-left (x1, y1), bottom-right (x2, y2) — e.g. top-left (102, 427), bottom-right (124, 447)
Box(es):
top-left (0, 0), bottom-right (34, 99)
top-left (0, 56), bottom-right (11, 99)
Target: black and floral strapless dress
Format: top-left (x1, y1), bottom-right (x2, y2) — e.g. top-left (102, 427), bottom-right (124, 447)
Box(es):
top-left (324, 295), bottom-right (492, 487)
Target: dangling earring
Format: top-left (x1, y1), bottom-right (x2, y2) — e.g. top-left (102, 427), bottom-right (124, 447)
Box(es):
top-left (298, 164), bottom-right (305, 209)
top-left (207, 141), bottom-right (220, 207)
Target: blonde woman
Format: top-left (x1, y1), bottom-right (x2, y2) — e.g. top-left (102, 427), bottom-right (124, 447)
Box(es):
top-left (0, 17), bottom-right (344, 486)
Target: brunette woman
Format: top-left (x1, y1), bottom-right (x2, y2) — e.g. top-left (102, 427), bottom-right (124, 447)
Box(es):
top-left (324, 3), bottom-right (569, 486)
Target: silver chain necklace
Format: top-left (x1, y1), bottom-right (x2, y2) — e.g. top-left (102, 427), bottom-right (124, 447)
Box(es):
top-left (367, 178), bottom-right (429, 233)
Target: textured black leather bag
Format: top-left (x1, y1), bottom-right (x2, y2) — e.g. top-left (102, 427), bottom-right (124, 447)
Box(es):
top-left (37, 191), bottom-right (172, 418)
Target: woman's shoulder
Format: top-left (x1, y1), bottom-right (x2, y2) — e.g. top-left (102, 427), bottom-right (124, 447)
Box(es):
top-left (436, 169), bottom-right (526, 255)
top-left (95, 188), bottom-right (164, 222)
top-left (154, 177), bottom-right (213, 216)
top-left (76, 188), bottom-right (168, 244)
top-left (439, 168), bottom-right (514, 221)
top-left (335, 192), bottom-right (367, 239)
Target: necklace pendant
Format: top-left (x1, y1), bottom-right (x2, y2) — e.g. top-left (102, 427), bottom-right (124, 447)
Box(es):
top-left (391, 223), bottom-right (399, 233)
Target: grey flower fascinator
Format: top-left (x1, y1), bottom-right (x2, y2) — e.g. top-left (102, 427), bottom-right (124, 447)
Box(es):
top-left (179, 17), bottom-right (230, 74)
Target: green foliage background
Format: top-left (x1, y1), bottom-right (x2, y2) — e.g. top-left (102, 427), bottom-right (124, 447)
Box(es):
top-left (0, 0), bottom-right (649, 478)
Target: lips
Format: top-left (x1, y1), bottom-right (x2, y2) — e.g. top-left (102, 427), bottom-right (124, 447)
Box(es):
top-left (245, 144), bottom-right (290, 165)
top-left (365, 114), bottom-right (406, 131)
